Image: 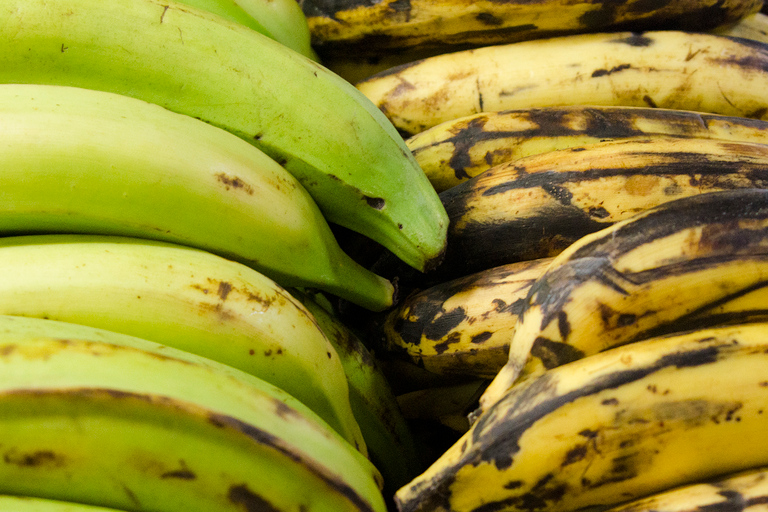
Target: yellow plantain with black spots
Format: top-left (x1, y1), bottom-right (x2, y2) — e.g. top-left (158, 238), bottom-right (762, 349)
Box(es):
top-left (357, 31), bottom-right (768, 137)
top-left (604, 466), bottom-right (768, 512)
top-left (301, 0), bottom-right (760, 60)
top-left (380, 258), bottom-right (552, 379)
top-left (479, 188), bottom-right (768, 414)
top-left (396, 322), bottom-right (768, 512)
top-left (432, 137), bottom-right (768, 282)
top-left (407, 106), bottom-right (768, 193)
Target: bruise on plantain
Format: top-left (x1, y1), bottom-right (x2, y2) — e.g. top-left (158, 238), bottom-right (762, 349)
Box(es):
top-left (389, 264), bottom-right (531, 349)
top-left (228, 484), bottom-right (282, 512)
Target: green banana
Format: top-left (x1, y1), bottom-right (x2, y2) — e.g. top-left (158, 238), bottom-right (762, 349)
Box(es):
top-left (291, 288), bottom-right (423, 494)
top-left (605, 466), bottom-right (768, 512)
top-left (0, 0), bottom-right (447, 273)
top-left (0, 83), bottom-right (392, 311)
top-left (407, 106), bottom-right (768, 192)
top-left (301, 0), bottom-right (760, 58)
top-left (235, 0), bottom-right (318, 60)
top-left (357, 30), bottom-right (768, 137)
top-left (380, 257), bottom-right (553, 379)
top-left (479, 188), bottom-right (768, 414)
top-left (177, 0), bottom-right (318, 60)
top-left (0, 315), bottom-right (386, 512)
top-left (435, 137), bottom-right (768, 281)
top-left (0, 233), bottom-right (367, 452)
top-left (397, 322), bottom-right (768, 512)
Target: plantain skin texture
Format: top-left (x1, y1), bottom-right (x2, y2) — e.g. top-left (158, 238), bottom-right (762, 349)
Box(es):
top-left (397, 322), bottom-right (768, 512)
top-left (380, 258), bottom-right (553, 379)
top-left (479, 188), bottom-right (768, 413)
top-left (301, 0), bottom-right (760, 59)
top-left (434, 137), bottom-right (768, 281)
top-left (407, 106), bottom-right (768, 193)
top-left (357, 31), bottom-right (768, 137)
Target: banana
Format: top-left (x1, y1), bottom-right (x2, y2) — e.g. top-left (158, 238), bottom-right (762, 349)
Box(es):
top-left (715, 12), bottom-right (768, 44)
top-left (604, 466), bottom-right (768, 512)
top-left (396, 322), bottom-right (768, 512)
top-left (235, 0), bottom-right (318, 61)
top-left (168, 0), bottom-right (284, 47)
top-left (479, 188), bottom-right (768, 414)
top-left (380, 257), bottom-right (553, 379)
top-left (407, 106), bottom-right (768, 193)
top-left (0, 495), bottom-right (129, 511)
top-left (435, 137), bottom-right (768, 281)
top-left (357, 30), bottom-right (768, 137)
top-left (291, 288), bottom-right (423, 493)
top-left (0, 0), bottom-right (447, 273)
top-left (301, 0), bottom-right (760, 58)
top-left (0, 83), bottom-right (392, 311)
top-left (0, 315), bottom-right (386, 512)
top-left (0, 233), bottom-right (367, 453)
top-left (179, 0), bottom-right (319, 60)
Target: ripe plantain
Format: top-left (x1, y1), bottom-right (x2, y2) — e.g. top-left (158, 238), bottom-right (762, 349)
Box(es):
top-left (357, 31), bottom-right (768, 136)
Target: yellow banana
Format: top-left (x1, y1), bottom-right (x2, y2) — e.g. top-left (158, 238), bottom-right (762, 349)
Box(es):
top-left (380, 257), bottom-right (553, 379)
top-left (302, 0), bottom-right (759, 58)
top-left (714, 12), bottom-right (768, 44)
top-left (291, 288), bottom-right (423, 493)
top-left (407, 106), bottom-right (768, 192)
top-left (0, 82), bottom-right (392, 311)
top-left (479, 188), bottom-right (768, 414)
top-left (357, 30), bottom-right (768, 136)
top-left (436, 137), bottom-right (768, 280)
top-left (0, 315), bottom-right (386, 512)
top-left (0, 0), bottom-right (447, 274)
top-left (605, 466), bottom-right (768, 512)
top-left (0, 234), bottom-right (366, 453)
top-left (396, 322), bottom-right (768, 512)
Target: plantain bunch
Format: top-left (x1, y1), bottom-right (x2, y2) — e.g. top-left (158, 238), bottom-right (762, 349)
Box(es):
top-left (295, 0), bottom-right (768, 510)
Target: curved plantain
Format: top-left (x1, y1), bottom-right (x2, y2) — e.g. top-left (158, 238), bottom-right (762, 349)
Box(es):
top-left (0, 234), bottom-right (368, 452)
top-left (407, 106), bottom-right (768, 192)
top-left (0, 316), bottom-right (386, 512)
top-left (0, 83), bottom-right (392, 311)
top-left (435, 137), bottom-right (768, 280)
top-left (0, 0), bottom-right (447, 274)
top-left (479, 188), bottom-right (768, 413)
top-left (397, 322), bottom-right (768, 512)
top-left (302, 0), bottom-right (760, 58)
top-left (357, 30), bottom-right (768, 136)
top-left (380, 257), bottom-right (553, 379)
